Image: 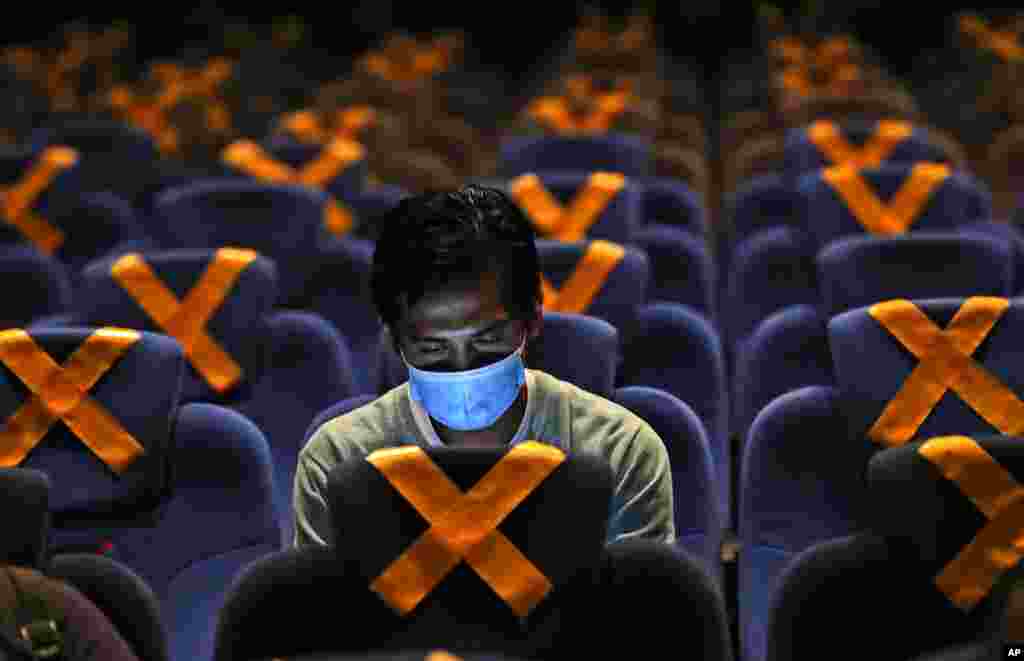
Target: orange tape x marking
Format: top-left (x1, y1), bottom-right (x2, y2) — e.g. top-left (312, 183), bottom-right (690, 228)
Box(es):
top-left (808, 120), bottom-right (913, 169)
top-left (510, 173), bottom-right (626, 242)
top-left (368, 441), bottom-right (564, 616)
top-left (822, 162), bottom-right (950, 235)
top-left (868, 297), bottom-right (1024, 446)
top-left (919, 435), bottom-right (1024, 610)
top-left (0, 147), bottom-right (77, 254)
top-left (222, 139), bottom-right (362, 237)
top-left (0, 327), bottom-right (144, 472)
top-left (540, 240), bottom-right (625, 314)
top-left (111, 248), bottom-right (257, 393)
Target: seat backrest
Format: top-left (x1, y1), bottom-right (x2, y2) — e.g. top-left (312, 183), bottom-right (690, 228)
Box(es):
top-left (73, 248), bottom-right (278, 403)
top-left (0, 147), bottom-right (83, 259)
top-left (765, 433), bottom-right (1019, 661)
top-left (220, 445), bottom-right (613, 660)
top-left (0, 245), bottom-right (73, 329)
top-left (611, 386), bottom-right (721, 574)
top-left (536, 238), bottom-right (648, 334)
top-left (499, 134), bottom-right (651, 178)
top-left (152, 179), bottom-right (329, 302)
top-left (507, 172), bottom-right (641, 245)
top-left (629, 223), bottom-right (715, 319)
top-left (796, 163), bottom-right (991, 250)
top-left (0, 326), bottom-right (181, 525)
top-left (638, 176), bottom-right (706, 235)
top-left (816, 232), bottom-right (1016, 317)
top-left (296, 238), bottom-right (381, 395)
top-left (28, 120), bottom-right (159, 166)
top-left (27, 120), bottom-right (162, 202)
top-left (829, 297), bottom-right (1024, 447)
top-left (784, 119), bottom-right (951, 177)
top-left (725, 173), bottom-right (800, 252)
top-left (50, 192), bottom-right (155, 277)
top-left (259, 136), bottom-right (370, 198)
top-left (1, 467), bottom-right (49, 568)
top-left (619, 302), bottom-right (730, 521)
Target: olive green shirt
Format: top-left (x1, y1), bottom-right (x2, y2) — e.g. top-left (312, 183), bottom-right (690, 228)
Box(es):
top-left (293, 369), bottom-right (675, 548)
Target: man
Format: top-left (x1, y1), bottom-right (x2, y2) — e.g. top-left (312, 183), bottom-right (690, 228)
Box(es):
top-left (293, 185), bottom-right (674, 547)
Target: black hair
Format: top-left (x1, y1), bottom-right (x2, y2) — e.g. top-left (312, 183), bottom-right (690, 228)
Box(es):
top-left (371, 185), bottom-right (542, 340)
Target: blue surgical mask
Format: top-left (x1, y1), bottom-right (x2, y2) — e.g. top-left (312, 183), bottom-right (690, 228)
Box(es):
top-left (402, 339), bottom-right (527, 431)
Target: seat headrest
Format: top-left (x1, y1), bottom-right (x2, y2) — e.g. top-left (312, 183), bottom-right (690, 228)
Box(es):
top-left (507, 172), bottom-right (640, 245)
top-left (529, 312), bottom-right (618, 397)
top-left (327, 443), bottom-right (612, 622)
top-left (0, 326), bottom-right (182, 523)
top-left (817, 233), bottom-right (1015, 317)
top-left (536, 239), bottom-right (648, 331)
top-left (829, 297), bottom-right (1024, 446)
top-left (796, 163), bottom-right (984, 249)
top-left (784, 119), bottom-right (948, 176)
top-left (499, 135), bottom-right (652, 178)
top-left (153, 179), bottom-right (329, 266)
top-left (868, 433), bottom-right (1024, 612)
top-left (0, 467), bottom-right (49, 567)
top-left (75, 248), bottom-right (277, 402)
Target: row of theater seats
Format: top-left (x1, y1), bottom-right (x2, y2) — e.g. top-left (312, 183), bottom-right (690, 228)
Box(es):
top-left (7, 113), bottom-right (1024, 526)
top-left (6, 417), bottom-right (1024, 660)
top-left (2, 9), bottom-right (1024, 661)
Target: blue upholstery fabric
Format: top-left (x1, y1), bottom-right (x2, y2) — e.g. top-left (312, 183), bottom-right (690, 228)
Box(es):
top-left (27, 119), bottom-right (163, 204)
top-left (612, 386), bottom-right (721, 578)
top-left (499, 134), bottom-right (652, 177)
top-left (724, 226), bottom-right (818, 368)
top-left (259, 136), bottom-right (369, 198)
top-left (152, 179), bottom-right (332, 303)
top-left (783, 120), bottom-right (952, 177)
top-left (765, 435), bottom-right (1020, 660)
top-left (216, 449), bottom-right (732, 661)
top-left (296, 237), bottom-right (382, 395)
top-left (0, 325), bottom-right (277, 661)
top-left (724, 173), bottom-right (798, 252)
top-left (509, 172), bottom-right (642, 245)
top-left (732, 305), bottom-right (833, 441)
top-left (74, 249), bottom-right (278, 403)
top-left (48, 192), bottom-right (157, 284)
top-left (537, 238), bottom-right (648, 335)
top-left (619, 302), bottom-right (730, 523)
top-left (0, 327), bottom-right (182, 521)
top-left (795, 164), bottom-right (991, 250)
top-left (816, 233), bottom-right (1015, 317)
top-left (636, 176), bottom-right (707, 235)
top-left (71, 250), bottom-right (357, 545)
top-left (98, 402), bottom-right (280, 661)
top-left (734, 233), bottom-right (1015, 444)
top-left (629, 223), bottom-right (715, 320)
top-left (739, 386), bottom-right (875, 661)
top-left (0, 244), bottom-right (73, 329)
top-left (829, 297), bottom-right (1024, 442)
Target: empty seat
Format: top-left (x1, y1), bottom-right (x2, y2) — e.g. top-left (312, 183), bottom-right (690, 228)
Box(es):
top-left (765, 433), bottom-right (1017, 660)
top-left (216, 444), bottom-right (732, 661)
top-left (66, 248), bottom-right (358, 544)
top-left (0, 326), bottom-right (281, 661)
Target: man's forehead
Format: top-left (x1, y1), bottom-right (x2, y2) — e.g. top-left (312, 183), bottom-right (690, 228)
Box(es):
top-left (401, 273), bottom-right (510, 333)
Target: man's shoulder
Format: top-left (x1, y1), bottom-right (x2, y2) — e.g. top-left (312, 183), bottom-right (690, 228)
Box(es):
top-left (300, 385), bottom-right (414, 468)
top-left (531, 370), bottom-right (657, 450)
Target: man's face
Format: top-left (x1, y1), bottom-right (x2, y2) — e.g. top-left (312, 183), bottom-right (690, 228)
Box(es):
top-left (397, 272), bottom-right (538, 373)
